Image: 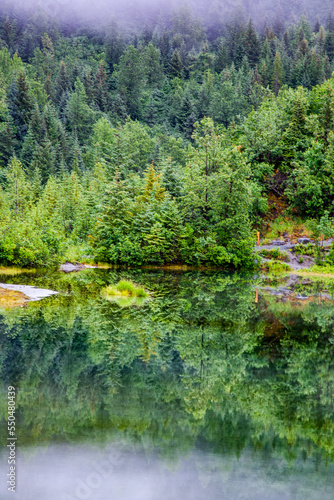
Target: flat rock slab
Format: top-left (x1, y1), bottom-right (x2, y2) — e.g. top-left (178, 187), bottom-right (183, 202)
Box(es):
top-left (270, 240), bottom-right (287, 246)
top-left (60, 263), bottom-right (86, 273)
top-left (60, 262), bottom-right (98, 273)
top-left (0, 283), bottom-right (58, 301)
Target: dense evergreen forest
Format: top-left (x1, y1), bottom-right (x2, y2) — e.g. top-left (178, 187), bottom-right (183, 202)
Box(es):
top-left (1, 3), bottom-right (334, 268)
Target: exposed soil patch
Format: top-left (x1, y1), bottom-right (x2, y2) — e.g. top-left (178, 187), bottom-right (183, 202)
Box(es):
top-left (0, 287), bottom-right (27, 308)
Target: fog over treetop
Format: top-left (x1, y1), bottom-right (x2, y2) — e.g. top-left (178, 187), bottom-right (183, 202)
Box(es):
top-left (1, 0), bottom-right (333, 31)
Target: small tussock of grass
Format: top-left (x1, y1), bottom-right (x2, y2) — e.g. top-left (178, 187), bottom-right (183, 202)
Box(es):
top-left (106, 280), bottom-right (148, 298)
top-left (0, 288), bottom-right (27, 309)
top-left (102, 280), bottom-right (149, 307)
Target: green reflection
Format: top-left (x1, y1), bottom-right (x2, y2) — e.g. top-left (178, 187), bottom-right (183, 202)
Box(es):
top-left (0, 269), bottom-right (334, 471)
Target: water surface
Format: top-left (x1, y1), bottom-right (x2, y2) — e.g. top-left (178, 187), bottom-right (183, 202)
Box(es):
top-left (1, 269), bottom-right (334, 499)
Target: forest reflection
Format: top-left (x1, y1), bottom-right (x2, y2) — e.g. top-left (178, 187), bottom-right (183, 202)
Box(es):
top-left (1, 269), bottom-right (334, 470)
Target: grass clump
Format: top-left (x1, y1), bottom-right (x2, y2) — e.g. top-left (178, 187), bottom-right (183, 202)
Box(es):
top-left (107, 280), bottom-right (148, 298)
top-left (102, 280), bottom-right (149, 307)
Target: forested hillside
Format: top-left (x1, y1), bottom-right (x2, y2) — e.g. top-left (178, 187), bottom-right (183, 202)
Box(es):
top-left (1, 5), bottom-right (334, 268)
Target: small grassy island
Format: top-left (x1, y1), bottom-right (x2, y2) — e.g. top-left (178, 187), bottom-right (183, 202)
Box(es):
top-left (102, 280), bottom-right (149, 307)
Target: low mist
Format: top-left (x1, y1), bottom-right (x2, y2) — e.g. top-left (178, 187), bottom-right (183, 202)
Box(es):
top-left (1, 0), bottom-right (333, 33)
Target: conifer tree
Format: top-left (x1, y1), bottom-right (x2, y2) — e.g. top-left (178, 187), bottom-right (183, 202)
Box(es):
top-left (8, 71), bottom-right (33, 141)
top-left (214, 41), bottom-right (228, 73)
top-left (169, 49), bottom-right (183, 78)
top-left (0, 118), bottom-right (16, 167)
top-left (245, 19), bottom-right (260, 67)
top-left (159, 32), bottom-right (171, 70)
top-left (141, 163), bottom-right (166, 203)
top-left (3, 17), bottom-right (16, 54)
top-left (6, 156), bottom-right (31, 216)
top-left (143, 43), bottom-right (164, 88)
top-left (325, 12), bottom-right (334, 61)
top-left (94, 61), bottom-right (109, 112)
top-left (272, 52), bottom-right (284, 95)
top-left (65, 78), bottom-right (94, 141)
top-left (105, 21), bottom-right (124, 73)
top-left (55, 61), bottom-right (70, 104)
top-left (116, 45), bottom-right (144, 119)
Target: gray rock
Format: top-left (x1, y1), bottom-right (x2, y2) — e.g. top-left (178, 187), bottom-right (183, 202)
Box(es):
top-left (270, 240), bottom-right (286, 246)
top-left (297, 238), bottom-right (311, 244)
top-left (60, 262), bottom-right (86, 273)
top-left (0, 283), bottom-right (58, 301)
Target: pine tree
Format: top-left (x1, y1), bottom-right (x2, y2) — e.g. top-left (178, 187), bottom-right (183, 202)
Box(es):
top-left (71, 135), bottom-right (83, 175)
top-left (161, 156), bottom-right (182, 198)
top-left (83, 70), bottom-right (95, 104)
top-left (245, 19), bottom-right (260, 67)
top-left (325, 12), bottom-right (334, 61)
top-left (320, 87), bottom-right (334, 146)
top-left (94, 61), bottom-right (109, 112)
top-left (314, 17), bottom-right (321, 33)
top-left (272, 52), bottom-right (284, 95)
top-left (169, 49), bottom-right (183, 78)
top-left (142, 25), bottom-right (153, 46)
top-left (159, 32), bottom-right (171, 70)
top-left (6, 156), bottom-right (31, 216)
top-left (214, 41), bottom-right (228, 73)
top-left (143, 42), bottom-right (164, 88)
top-left (0, 117), bottom-right (16, 167)
top-left (2, 17), bottom-right (16, 54)
top-left (8, 71), bottom-right (33, 141)
top-left (116, 45), bottom-right (144, 119)
top-left (31, 139), bottom-right (56, 184)
top-left (105, 21), bottom-right (124, 73)
top-left (65, 78), bottom-right (94, 141)
top-left (174, 90), bottom-right (193, 133)
top-left (226, 21), bottom-right (245, 69)
top-left (141, 163), bottom-right (166, 203)
top-left (55, 61), bottom-right (70, 104)
top-left (280, 91), bottom-right (309, 161)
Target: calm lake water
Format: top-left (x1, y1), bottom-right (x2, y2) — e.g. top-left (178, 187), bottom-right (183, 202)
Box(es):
top-left (1, 268), bottom-right (334, 500)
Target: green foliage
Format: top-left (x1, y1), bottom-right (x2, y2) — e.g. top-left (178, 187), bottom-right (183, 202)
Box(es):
top-left (0, 12), bottom-right (334, 269)
top-left (104, 280), bottom-right (148, 298)
top-left (259, 248), bottom-right (290, 261)
top-left (65, 78), bottom-right (95, 141)
top-left (262, 260), bottom-right (291, 274)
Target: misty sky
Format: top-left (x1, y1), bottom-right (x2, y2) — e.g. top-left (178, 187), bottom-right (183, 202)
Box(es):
top-left (0, 0), bottom-right (333, 30)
